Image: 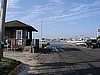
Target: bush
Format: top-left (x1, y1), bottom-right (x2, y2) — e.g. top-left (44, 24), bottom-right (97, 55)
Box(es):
top-left (97, 36), bottom-right (100, 40)
top-left (0, 58), bottom-right (21, 75)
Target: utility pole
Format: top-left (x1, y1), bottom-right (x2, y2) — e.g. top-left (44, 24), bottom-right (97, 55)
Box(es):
top-left (0, 0), bottom-right (7, 59)
top-left (41, 21), bottom-right (43, 41)
top-left (40, 21), bottom-right (47, 48)
top-left (40, 21), bottom-right (47, 41)
top-left (40, 21), bottom-right (43, 48)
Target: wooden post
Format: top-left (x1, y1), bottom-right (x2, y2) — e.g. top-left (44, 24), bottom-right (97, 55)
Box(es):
top-left (11, 39), bottom-right (13, 51)
top-left (0, 0), bottom-right (7, 59)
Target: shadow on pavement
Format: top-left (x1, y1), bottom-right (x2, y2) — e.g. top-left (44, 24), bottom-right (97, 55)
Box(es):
top-left (35, 47), bottom-right (82, 54)
top-left (34, 48), bottom-right (52, 54)
top-left (31, 61), bottom-right (100, 75)
top-left (26, 47), bottom-right (100, 75)
top-left (62, 47), bottom-right (82, 51)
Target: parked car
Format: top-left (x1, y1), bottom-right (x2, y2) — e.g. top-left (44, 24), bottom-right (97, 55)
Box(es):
top-left (97, 40), bottom-right (100, 48)
top-left (85, 39), bottom-right (100, 49)
top-left (75, 41), bottom-right (86, 46)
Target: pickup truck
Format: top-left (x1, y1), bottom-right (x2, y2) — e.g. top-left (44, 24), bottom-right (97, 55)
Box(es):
top-left (85, 39), bottom-right (100, 49)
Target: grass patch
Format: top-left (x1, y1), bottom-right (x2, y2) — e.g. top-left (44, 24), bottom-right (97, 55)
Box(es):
top-left (67, 42), bottom-right (76, 46)
top-left (0, 57), bottom-right (21, 75)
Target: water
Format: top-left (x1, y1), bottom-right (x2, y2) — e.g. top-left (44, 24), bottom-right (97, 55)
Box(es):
top-left (49, 41), bottom-right (67, 47)
top-left (48, 41), bottom-right (67, 52)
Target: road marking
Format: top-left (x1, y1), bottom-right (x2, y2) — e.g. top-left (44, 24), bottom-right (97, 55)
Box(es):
top-left (60, 49), bottom-right (64, 52)
top-left (51, 47), bottom-right (64, 52)
top-left (54, 47), bottom-right (59, 52)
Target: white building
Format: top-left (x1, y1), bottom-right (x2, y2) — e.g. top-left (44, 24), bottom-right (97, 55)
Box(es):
top-left (97, 29), bottom-right (100, 37)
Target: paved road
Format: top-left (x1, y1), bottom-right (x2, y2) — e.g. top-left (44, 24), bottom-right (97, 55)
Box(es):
top-left (4, 45), bottom-right (100, 75)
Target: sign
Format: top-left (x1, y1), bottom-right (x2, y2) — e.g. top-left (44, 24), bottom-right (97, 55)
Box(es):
top-left (97, 32), bottom-right (100, 37)
top-left (97, 29), bottom-right (100, 32)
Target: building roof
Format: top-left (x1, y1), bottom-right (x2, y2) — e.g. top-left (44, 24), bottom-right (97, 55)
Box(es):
top-left (5, 20), bottom-right (38, 32)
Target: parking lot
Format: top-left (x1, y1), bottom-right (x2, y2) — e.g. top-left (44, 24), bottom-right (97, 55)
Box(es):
top-left (3, 45), bottom-right (100, 75)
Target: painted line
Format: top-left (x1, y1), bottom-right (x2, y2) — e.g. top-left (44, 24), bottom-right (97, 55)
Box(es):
top-left (51, 47), bottom-right (56, 52)
top-left (52, 47), bottom-right (64, 52)
top-left (60, 49), bottom-right (64, 52)
top-left (54, 47), bottom-right (59, 52)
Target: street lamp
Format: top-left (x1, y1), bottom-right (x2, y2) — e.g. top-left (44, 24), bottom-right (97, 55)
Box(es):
top-left (40, 21), bottom-right (43, 42)
top-left (40, 21), bottom-right (47, 48)
top-left (40, 21), bottom-right (47, 41)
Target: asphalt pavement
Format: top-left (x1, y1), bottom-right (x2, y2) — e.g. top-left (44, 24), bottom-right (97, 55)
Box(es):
top-left (3, 45), bottom-right (100, 75)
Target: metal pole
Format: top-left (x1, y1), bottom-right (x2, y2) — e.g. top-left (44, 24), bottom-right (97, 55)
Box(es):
top-left (40, 21), bottom-right (43, 48)
top-left (41, 21), bottom-right (42, 41)
top-left (0, 0), bottom-right (7, 58)
top-left (40, 21), bottom-right (47, 41)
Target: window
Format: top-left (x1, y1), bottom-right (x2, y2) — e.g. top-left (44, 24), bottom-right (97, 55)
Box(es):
top-left (28, 32), bottom-right (30, 39)
top-left (16, 30), bottom-right (22, 39)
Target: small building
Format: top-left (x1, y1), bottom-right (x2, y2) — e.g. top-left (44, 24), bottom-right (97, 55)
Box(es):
top-left (5, 20), bottom-right (38, 50)
top-left (97, 29), bottom-right (100, 37)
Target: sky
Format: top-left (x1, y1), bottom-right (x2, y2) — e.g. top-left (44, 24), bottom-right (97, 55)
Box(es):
top-left (0, 0), bottom-right (100, 39)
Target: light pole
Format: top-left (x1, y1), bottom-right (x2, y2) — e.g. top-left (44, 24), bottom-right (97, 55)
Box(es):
top-left (40, 21), bottom-right (47, 48)
top-left (0, 0), bottom-right (7, 59)
top-left (40, 21), bottom-right (47, 41)
top-left (40, 21), bottom-right (43, 42)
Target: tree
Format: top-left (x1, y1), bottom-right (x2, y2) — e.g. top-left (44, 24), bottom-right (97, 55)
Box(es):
top-left (97, 36), bottom-right (100, 40)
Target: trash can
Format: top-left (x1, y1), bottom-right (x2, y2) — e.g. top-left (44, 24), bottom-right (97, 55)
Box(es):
top-left (0, 41), bottom-right (4, 58)
top-left (32, 39), bottom-right (39, 53)
top-left (33, 39), bottom-right (39, 48)
top-left (33, 46), bottom-right (38, 53)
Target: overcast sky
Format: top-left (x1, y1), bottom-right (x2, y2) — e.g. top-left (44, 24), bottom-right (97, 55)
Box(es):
top-left (0, 0), bottom-right (100, 39)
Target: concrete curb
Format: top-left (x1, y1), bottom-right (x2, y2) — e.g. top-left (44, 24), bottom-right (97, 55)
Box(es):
top-left (8, 63), bottom-right (22, 75)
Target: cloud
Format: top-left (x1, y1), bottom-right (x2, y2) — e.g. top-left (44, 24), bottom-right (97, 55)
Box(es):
top-left (49, 0), bottom-right (63, 3)
top-left (0, 0), bottom-right (21, 9)
top-left (19, 4), bottom-right (50, 22)
top-left (44, 7), bottom-right (100, 23)
top-left (43, 0), bottom-right (100, 22)
top-left (69, 3), bottom-right (89, 12)
top-left (5, 0), bottom-right (100, 26)
top-left (94, 0), bottom-right (100, 5)
top-left (8, 0), bottom-right (21, 8)
top-left (26, 4), bottom-right (50, 14)
top-left (66, 10), bottom-right (100, 21)
top-left (19, 0), bottom-right (65, 23)
top-left (49, 0), bottom-right (64, 4)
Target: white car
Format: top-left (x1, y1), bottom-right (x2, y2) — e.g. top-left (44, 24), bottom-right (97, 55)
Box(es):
top-left (75, 41), bottom-right (86, 46)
